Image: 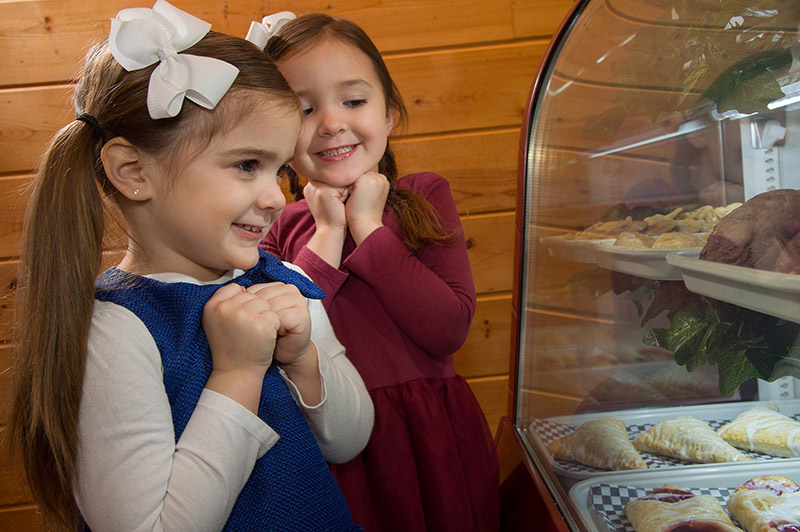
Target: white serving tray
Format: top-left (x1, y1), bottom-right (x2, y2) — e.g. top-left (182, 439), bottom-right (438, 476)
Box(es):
top-left (540, 235), bottom-right (602, 263)
top-left (527, 400), bottom-right (800, 484)
top-left (569, 460), bottom-right (800, 532)
top-left (667, 251), bottom-right (800, 323)
top-left (593, 243), bottom-right (701, 281)
top-left (542, 234), bottom-right (704, 280)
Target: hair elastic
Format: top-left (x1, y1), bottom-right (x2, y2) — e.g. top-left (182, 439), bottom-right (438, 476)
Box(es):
top-left (76, 113), bottom-right (108, 140)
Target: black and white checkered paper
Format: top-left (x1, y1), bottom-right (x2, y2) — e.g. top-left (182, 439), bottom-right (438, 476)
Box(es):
top-left (529, 415), bottom-right (796, 474)
top-left (590, 484), bottom-right (738, 532)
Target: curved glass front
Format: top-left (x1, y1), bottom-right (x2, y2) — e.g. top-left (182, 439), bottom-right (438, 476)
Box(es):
top-left (514, 1), bottom-right (800, 529)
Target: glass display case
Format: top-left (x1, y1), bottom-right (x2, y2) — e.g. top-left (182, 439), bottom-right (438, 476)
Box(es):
top-left (511, 0), bottom-right (800, 530)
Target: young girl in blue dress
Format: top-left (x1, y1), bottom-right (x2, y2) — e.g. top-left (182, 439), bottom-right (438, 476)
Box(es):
top-left (9, 2), bottom-right (372, 531)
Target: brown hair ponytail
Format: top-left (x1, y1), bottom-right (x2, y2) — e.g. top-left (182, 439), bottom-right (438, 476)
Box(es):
top-left (11, 118), bottom-right (106, 530)
top-left (269, 14), bottom-right (458, 251)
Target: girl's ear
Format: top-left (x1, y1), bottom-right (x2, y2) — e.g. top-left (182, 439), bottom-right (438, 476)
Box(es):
top-left (385, 107), bottom-right (397, 136)
top-left (101, 137), bottom-right (154, 200)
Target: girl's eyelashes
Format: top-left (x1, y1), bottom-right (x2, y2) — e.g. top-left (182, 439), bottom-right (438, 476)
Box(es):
top-left (235, 159), bottom-right (259, 174)
top-left (300, 99), bottom-right (367, 116)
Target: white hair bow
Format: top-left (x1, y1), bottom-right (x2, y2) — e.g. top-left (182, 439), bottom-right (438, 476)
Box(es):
top-left (108, 0), bottom-right (240, 119)
top-left (245, 11), bottom-right (296, 50)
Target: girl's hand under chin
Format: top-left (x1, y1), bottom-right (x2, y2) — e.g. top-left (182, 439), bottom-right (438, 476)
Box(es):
top-left (346, 171), bottom-right (389, 244)
top-left (304, 180), bottom-right (350, 230)
top-left (303, 180), bottom-right (351, 269)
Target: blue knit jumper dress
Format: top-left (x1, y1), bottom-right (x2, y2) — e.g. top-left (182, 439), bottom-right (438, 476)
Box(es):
top-left (94, 250), bottom-right (361, 531)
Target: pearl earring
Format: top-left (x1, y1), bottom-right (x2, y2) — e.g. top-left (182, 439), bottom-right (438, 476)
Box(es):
top-left (133, 189), bottom-right (140, 196)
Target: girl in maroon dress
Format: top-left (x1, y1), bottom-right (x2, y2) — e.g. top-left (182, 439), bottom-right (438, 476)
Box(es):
top-left (256, 12), bottom-right (500, 532)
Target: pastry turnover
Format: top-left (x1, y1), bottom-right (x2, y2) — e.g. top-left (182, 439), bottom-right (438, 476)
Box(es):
top-left (614, 231), bottom-right (655, 248)
top-left (548, 417), bottom-right (647, 470)
top-left (716, 404), bottom-right (800, 457)
top-left (633, 415), bottom-right (751, 463)
top-left (624, 484), bottom-right (743, 532)
top-left (651, 232), bottom-right (705, 249)
top-left (726, 476), bottom-right (800, 532)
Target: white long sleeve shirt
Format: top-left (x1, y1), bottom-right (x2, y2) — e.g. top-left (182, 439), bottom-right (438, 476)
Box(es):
top-left (74, 266), bottom-right (373, 532)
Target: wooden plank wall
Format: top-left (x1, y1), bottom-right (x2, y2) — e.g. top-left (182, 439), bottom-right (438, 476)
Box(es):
top-left (0, 0), bottom-right (576, 527)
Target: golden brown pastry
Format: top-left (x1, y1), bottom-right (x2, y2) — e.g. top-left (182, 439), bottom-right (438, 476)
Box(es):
top-left (565, 216), bottom-right (648, 240)
top-left (633, 415), bottom-right (750, 463)
top-left (614, 231), bottom-right (655, 248)
top-left (651, 232), bottom-right (705, 248)
top-left (624, 484), bottom-right (743, 532)
top-left (643, 208), bottom-right (682, 235)
top-left (675, 217), bottom-right (705, 233)
top-left (726, 476), bottom-right (800, 532)
top-left (548, 417), bottom-right (647, 470)
top-left (716, 404), bottom-right (800, 457)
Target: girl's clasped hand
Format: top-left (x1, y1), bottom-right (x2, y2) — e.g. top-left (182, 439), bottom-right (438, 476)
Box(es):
top-left (203, 282), bottom-right (321, 409)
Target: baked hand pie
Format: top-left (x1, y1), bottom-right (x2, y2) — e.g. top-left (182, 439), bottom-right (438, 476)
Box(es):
top-left (624, 484), bottom-right (743, 532)
top-left (548, 417), bottom-right (647, 470)
top-left (726, 476), bottom-right (800, 532)
top-left (633, 415), bottom-right (751, 463)
top-left (716, 404), bottom-right (800, 457)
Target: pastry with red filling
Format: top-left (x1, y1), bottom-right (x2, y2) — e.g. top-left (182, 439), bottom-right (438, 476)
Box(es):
top-left (726, 476), bottom-right (800, 532)
top-left (624, 484), bottom-right (742, 532)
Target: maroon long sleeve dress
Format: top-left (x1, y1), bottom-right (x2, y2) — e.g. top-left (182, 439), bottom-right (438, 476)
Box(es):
top-left (262, 172), bottom-right (500, 532)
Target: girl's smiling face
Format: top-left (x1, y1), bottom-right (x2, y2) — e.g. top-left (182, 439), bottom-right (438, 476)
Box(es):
top-left (278, 38), bottom-right (395, 187)
top-left (132, 95), bottom-right (300, 281)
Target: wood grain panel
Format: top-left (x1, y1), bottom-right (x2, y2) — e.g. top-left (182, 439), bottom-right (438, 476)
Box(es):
top-left (455, 294), bottom-right (512, 379)
top-left (467, 375), bottom-right (509, 435)
top-left (0, 85), bottom-right (73, 175)
top-left (0, 506), bottom-right (43, 532)
top-left (0, 0), bottom-right (576, 87)
top-left (463, 212), bottom-right (515, 294)
top-left (0, 344), bottom-right (11, 426)
top-left (394, 129), bottom-right (519, 215)
top-left (512, 0), bottom-right (576, 38)
top-left (0, 177), bottom-right (30, 261)
top-left (393, 41), bottom-right (547, 136)
top-left (0, 260), bottom-right (16, 344)
top-left (0, 441), bottom-right (33, 507)
top-left (0, 43), bottom-right (542, 174)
